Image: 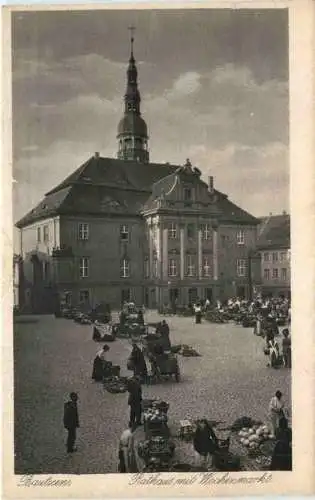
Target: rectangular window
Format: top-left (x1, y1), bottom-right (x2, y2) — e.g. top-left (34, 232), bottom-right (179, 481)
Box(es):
top-left (79, 257), bottom-right (89, 278)
top-left (43, 262), bottom-right (50, 281)
top-left (37, 227), bottom-right (41, 243)
top-left (184, 187), bottom-right (192, 201)
top-left (187, 223), bottom-right (195, 239)
top-left (79, 290), bottom-right (90, 304)
top-left (120, 259), bottom-right (130, 278)
top-left (263, 252), bottom-right (270, 262)
top-left (120, 225), bottom-right (129, 241)
top-left (236, 229), bottom-right (245, 245)
top-left (264, 269), bottom-right (270, 280)
top-left (202, 224), bottom-right (211, 241)
top-left (152, 257), bottom-right (158, 278)
top-left (280, 251), bottom-right (286, 261)
top-left (203, 256), bottom-right (211, 277)
top-left (78, 223), bottom-right (89, 240)
top-left (281, 268), bottom-right (287, 281)
top-left (144, 257), bottom-right (149, 278)
top-left (272, 268), bottom-right (279, 279)
top-left (236, 259), bottom-right (246, 277)
top-left (272, 252), bottom-right (278, 262)
top-left (168, 258), bottom-right (177, 277)
top-left (186, 255), bottom-right (195, 276)
top-left (43, 225), bottom-right (49, 243)
top-left (168, 222), bottom-right (177, 239)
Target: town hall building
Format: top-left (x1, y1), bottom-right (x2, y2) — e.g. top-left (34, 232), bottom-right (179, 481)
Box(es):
top-left (16, 34), bottom-right (260, 312)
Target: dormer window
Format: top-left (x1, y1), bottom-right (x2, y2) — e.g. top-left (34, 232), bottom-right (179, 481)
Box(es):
top-left (184, 187), bottom-right (192, 202)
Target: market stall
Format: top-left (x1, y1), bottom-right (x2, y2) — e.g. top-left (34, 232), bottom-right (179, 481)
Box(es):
top-left (132, 403), bottom-right (275, 472)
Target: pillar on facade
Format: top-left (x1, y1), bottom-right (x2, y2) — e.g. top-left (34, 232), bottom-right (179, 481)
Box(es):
top-left (197, 224), bottom-right (203, 279)
top-left (179, 223), bottom-right (185, 280)
top-left (155, 222), bottom-right (161, 279)
top-left (212, 224), bottom-right (218, 281)
top-left (162, 224), bottom-right (168, 280)
top-left (148, 222), bottom-right (154, 279)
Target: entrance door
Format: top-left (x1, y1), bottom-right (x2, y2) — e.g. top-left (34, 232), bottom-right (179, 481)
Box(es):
top-left (169, 288), bottom-right (179, 304)
top-left (144, 288), bottom-right (149, 307)
top-left (121, 289), bottom-right (130, 304)
top-left (205, 288), bottom-right (213, 302)
top-left (236, 286), bottom-right (246, 299)
top-left (188, 288), bottom-right (198, 304)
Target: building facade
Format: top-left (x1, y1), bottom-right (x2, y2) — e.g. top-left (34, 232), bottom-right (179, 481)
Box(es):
top-left (16, 35), bottom-right (261, 312)
top-left (256, 214), bottom-right (291, 298)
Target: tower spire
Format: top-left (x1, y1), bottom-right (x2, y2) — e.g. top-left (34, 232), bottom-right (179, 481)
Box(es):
top-left (128, 25), bottom-right (135, 59)
top-left (116, 28), bottom-right (149, 163)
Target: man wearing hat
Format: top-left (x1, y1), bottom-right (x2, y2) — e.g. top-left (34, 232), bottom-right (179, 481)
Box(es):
top-left (63, 392), bottom-right (80, 453)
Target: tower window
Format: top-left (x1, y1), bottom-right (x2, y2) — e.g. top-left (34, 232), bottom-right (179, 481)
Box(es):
top-left (184, 187), bottom-right (192, 201)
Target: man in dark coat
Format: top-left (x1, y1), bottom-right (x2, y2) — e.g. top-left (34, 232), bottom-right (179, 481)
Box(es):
top-left (63, 392), bottom-right (79, 453)
top-left (159, 320), bottom-right (171, 350)
top-left (127, 377), bottom-right (142, 427)
top-left (130, 343), bottom-right (148, 381)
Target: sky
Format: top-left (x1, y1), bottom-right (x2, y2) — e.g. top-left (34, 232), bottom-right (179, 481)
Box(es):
top-left (12, 8), bottom-right (289, 223)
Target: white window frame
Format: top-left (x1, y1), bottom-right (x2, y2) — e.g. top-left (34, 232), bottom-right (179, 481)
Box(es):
top-left (168, 258), bottom-right (177, 277)
top-left (186, 255), bottom-right (195, 277)
top-left (202, 224), bottom-right (211, 241)
top-left (120, 225), bottom-right (129, 241)
top-left (43, 225), bottom-right (49, 243)
top-left (263, 252), bottom-right (270, 262)
top-left (203, 256), bottom-right (211, 277)
top-left (79, 289), bottom-right (90, 304)
top-left (168, 222), bottom-right (177, 239)
top-left (37, 227), bottom-right (41, 243)
top-left (78, 223), bottom-right (89, 241)
top-left (236, 259), bottom-right (246, 277)
top-left (280, 251), bottom-right (286, 262)
top-left (79, 257), bottom-right (89, 278)
top-left (236, 229), bottom-right (245, 245)
top-left (121, 259), bottom-right (130, 278)
top-left (272, 252), bottom-right (278, 262)
top-left (144, 257), bottom-right (149, 278)
top-left (264, 268), bottom-right (270, 280)
top-left (281, 268), bottom-right (287, 281)
top-left (272, 268), bottom-right (279, 279)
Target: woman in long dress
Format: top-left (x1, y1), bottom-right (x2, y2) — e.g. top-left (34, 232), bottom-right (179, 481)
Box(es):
top-left (92, 344), bottom-right (110, 381)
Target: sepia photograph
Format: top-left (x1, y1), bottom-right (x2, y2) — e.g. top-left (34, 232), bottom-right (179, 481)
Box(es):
top-left (10, 5), bottom-right (294, 479)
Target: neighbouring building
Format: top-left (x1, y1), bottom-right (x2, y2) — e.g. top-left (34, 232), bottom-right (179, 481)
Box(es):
top-left (15, 34), bottom-right (260, 312)
top-left (13, 254), bottom-right (22, 308)
top-left (256, 213), bottom-right (291, 298)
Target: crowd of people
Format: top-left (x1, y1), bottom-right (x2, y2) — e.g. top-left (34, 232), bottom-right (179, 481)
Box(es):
top-left (62, 296), bottom-right (291, 472)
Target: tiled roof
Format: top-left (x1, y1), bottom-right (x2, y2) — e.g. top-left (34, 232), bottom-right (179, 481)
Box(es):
top-left (16, 187), bottom-right (73, 228)
top-left (16, 156), bottom-right (259, 228)
top-left (257, 214), bottom-right (290, 249)
top-left (215, 192), bottom-right (259, 225)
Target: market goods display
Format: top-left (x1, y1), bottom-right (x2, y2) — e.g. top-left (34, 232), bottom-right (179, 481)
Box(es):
top-left (104, 376), bottom-right (127, 393)
top-left (238, 424), bottom-right (273, 453)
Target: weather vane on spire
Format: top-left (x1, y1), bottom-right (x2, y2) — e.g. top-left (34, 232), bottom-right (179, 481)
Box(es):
top-left (128, 25), bottom-right (135, 54)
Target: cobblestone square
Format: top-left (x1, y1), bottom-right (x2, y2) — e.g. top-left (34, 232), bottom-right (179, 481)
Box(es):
top-left (14, 312), bottom-right (291, 474)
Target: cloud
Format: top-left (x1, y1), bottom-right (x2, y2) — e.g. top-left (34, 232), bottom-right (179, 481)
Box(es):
top-left (169, 72), bottom-right (201, 97)
top-left (13, 57), bottom-right (288, 220)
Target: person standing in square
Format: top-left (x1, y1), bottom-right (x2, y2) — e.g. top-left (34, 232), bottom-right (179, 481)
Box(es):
top-left (63, 392), bottom-right (80, 453)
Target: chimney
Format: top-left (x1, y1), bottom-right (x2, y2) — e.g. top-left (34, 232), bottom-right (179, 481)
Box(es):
top-left (208, 176), bottom-right (214, 194)
top-left (282, 210), bottom-right (287, 215)
top-left (94, 152), bottom-right (100, 158)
